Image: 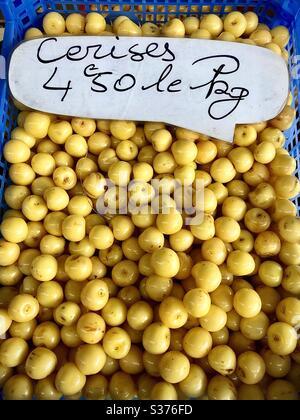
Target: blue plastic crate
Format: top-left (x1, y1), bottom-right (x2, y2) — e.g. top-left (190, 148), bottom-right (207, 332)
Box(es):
top-left (0, 0), bottom-right (299, 214)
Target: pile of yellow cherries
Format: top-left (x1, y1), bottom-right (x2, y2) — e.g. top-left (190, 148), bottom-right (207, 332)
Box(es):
top-left (0, 10), bottom-right (300, 400)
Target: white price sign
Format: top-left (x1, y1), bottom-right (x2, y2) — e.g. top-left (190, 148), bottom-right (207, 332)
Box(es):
top-left (9, 36), bottom-right (289, 142)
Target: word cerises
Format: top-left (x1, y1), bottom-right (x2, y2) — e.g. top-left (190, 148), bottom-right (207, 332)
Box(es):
top-left (38, 37), bottom-right (249, 120)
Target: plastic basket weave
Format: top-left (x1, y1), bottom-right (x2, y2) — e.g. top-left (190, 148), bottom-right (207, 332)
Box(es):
top-left (0, 0), bottom-right (299, 212)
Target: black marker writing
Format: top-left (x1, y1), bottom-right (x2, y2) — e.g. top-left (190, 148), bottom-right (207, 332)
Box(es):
top-left (84, 64), bottom-right (112, 93)
top-left (37, 38), bottom-right (176, 64)
top-left (142, 64), bottom-right (181, 92)
top-left (37, 38), bottom-right (65, 64)
top-left (114, 74), bottom-right (136, 91)
top-left (208, 87), bottom-right (249, 120)
top-left (43, 66), bottom-right (72, 101)
top-left (38, 40), bottom-right (250, 120)
top-left (190, 55), bottom-right (249, 120)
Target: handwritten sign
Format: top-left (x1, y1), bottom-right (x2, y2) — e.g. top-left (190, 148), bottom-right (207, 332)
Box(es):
top-left (9, 36), bottom-right (289, 141)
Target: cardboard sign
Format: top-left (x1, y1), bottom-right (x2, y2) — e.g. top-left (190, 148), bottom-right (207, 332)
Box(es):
top-left (9, 36), bottom-right (289, 141)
